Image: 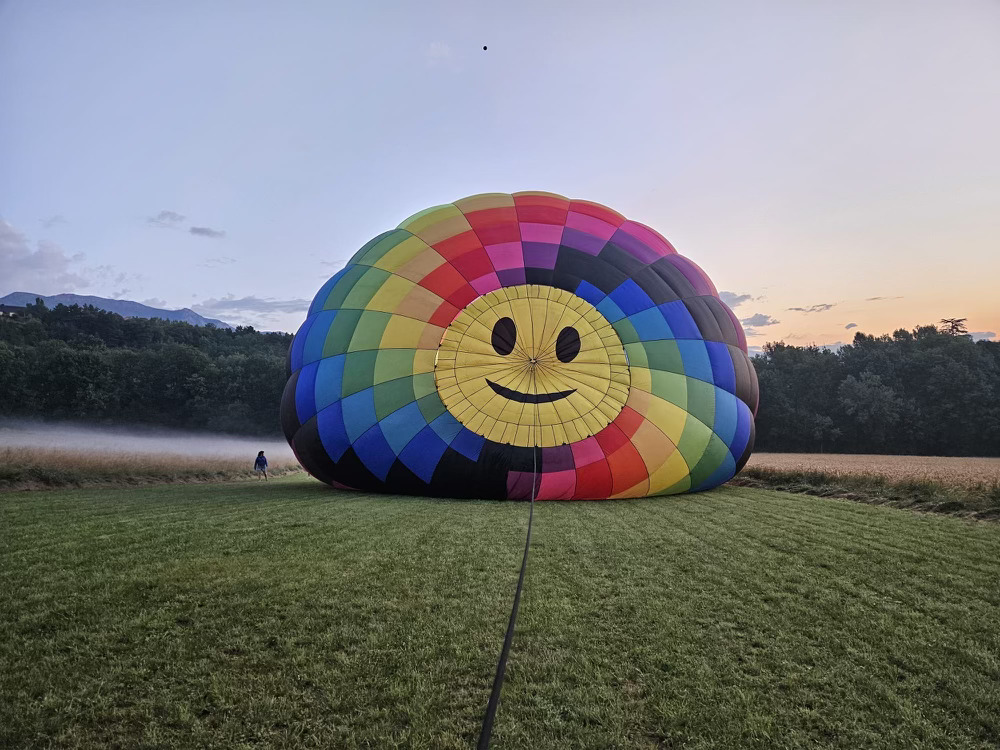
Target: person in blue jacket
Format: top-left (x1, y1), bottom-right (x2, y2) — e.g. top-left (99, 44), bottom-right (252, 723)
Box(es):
top-left (254, 451), bottom-right (268, 480)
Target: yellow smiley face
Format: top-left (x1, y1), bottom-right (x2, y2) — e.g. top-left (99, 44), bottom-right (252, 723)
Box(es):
top-left (434, 285), bottom-right (630, 448)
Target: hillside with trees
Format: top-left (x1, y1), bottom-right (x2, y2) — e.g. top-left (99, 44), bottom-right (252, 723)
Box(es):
top-left (0, 300), bottom-right (290, 435)
top-left (2, 302), bottom-right (997, 455)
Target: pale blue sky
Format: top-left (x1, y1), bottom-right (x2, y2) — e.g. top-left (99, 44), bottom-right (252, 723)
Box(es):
top-left (2, 0), bottom-right (998, 342)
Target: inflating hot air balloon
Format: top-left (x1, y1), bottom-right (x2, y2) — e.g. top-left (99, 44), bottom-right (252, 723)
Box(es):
top-left (281, 192), bottom-right (758, 499)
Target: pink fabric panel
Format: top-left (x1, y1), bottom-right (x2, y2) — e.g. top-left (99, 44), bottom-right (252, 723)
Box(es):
top-left (537, 470), bottom-right (577, 500)
top-left (485, 242), bottom-right (524, 271)
top-left (519, 222), bottom-right (564, 243)
top-left (570, 436), bottom-right (605, 467)
top-left (566, 211), bottom-right (619, 241)
top-left (471, 273), bottom-right (502, 296)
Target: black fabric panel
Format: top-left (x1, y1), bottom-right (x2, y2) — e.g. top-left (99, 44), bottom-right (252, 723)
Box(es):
top-left (279, 370), bottom-right (301, 441)
top-left (596, 242), bottom-right (647, 279)
top-left (385, 459), bottom-right (431, 496)
top-left (524, 267), bottom-right (555, 288)
top-left (650, 258), bottom-right (699, 300)
top-left (430, 448), bottom-right (507, 499)
top-left (735, 420), bottom-right (755, 474)
top-left (728, 345), bottom-right (759, 413)
top-left (555, 246), bottom-right (627, 295)
top-left (329, 447), bottom-right (385, 492)
top-left (291, 415), bottom-right (338, 485)
top-left (684, 297), bottom-right (725, 342)
top-left (632, 266), bottom-right (681, 305)
top-left (703, 296), bottom-right (741, 348)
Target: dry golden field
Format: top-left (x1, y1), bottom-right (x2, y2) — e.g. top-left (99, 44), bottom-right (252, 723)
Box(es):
top-left (0, 447), bottom-right (302, 491)
top-left (748, 452), bottom-right (1000, 489)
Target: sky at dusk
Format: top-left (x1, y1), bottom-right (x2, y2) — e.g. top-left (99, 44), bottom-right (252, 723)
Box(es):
top-left (1, 0), bottom-right (998, 347)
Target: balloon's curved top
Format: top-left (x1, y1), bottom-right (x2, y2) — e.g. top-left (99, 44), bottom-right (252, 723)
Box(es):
top-left (282, 191), bottom-right (758, 500)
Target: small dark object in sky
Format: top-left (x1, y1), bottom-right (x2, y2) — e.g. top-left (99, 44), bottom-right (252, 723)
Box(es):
top-left (483, 45), bottom-right (487, 50)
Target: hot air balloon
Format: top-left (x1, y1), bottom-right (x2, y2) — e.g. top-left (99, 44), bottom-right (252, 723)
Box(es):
top-left (281, 192), bottom-right (757, 499)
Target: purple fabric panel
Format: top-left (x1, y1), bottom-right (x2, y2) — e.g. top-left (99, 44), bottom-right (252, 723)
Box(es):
top-left (618, 220), bottom-right (676, 257)
top-left (609, 228), bottom-right (662, 264)
top-left (560, 227), bottom-right (606, 256)
top-left (506, 470), bottom-right (540, 500)
top-left (665, 255), bottom-right (717, 296)
top-left (497, 267), bottom-right (527, 286)
top-left (522, 242), bottom-right (559, 269)
top-left (541, 444), bottom-right (575, 472)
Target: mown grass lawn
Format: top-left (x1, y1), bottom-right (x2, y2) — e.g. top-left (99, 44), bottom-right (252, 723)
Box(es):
top-left (2, 478), bottom-right (998, 749)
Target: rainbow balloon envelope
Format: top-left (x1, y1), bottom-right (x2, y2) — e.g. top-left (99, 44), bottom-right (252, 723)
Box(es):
top-left (281, 192), bottom-right (758, 499)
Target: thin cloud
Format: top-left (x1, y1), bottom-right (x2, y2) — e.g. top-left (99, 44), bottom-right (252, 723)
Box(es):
top-left (719, 291), bottom-right (753, 309)
top-left (190, 226), bottom-right (226, 239)
top-left (142, 297), bottom-right (168, 309)
top-left (970, 331), bottom-right (996, 342)
top-left (147, 210), bottom-right (186, 227)
top-left (40, 215), bottom-right (67, 229)
top-left (845, 322), bottom-right (858, 330)
top-left (740, 313), bottom-right (780, 327)
top-left (0, 220), bottom-right (90, 294)
top-left (199, 256), bottom-right (237, 268)
top-left (193, 295), bottom-right (310, 315)
top-left (788, 303), bottom-right (836, 313)
top-left (865, 296), bottom-right (904, 302)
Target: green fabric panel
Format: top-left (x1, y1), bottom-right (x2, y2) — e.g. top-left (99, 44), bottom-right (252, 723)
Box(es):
top-left (355, 230), bottom-right (410, 267)
top-left (649, 370), bottom-right (687, 410)
top-left (374, 376), bottom-right (417, 421)
top-left (320, 265), bottom-right (368, 311)
top-left (341, 267), bottom-right (391, 310)
top-left (624, 342), bottom-right (649, 369)
top-left (412, 372), bottom-right (436, 400)
top-left (341, 350), bottom-right (378, 397)
top-left (348, 311), bottom-right (392, 352)
top-left (374, 348), bottom-right (416, 385)
top-left (675, 413), bottom-right (713, 472)
top-left (322, 309), bottom-right (364, 357)
top-left (657, 474), bottom-right (693, 495)
top-left (417, 393), bottom-right (447, 423)
top-left (642, 340), bottom-right (684, 374)
top-left (611, 318), bottom-right (640, 344)
top-left (687, 433), bottom-right (730, 489)
top-left (684, 377), bottom-right (716, 428)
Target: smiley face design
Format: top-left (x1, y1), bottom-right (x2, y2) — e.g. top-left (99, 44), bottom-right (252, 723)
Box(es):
top-left (434, 285), bottom-right (630, 448)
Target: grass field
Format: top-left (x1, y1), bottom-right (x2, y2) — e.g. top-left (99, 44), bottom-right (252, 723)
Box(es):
top-left (3, 478), bottom-right (999, 749)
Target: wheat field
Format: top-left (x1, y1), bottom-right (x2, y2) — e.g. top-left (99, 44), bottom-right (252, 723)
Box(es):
top-left (748, 452), bottom-right (1000, 488)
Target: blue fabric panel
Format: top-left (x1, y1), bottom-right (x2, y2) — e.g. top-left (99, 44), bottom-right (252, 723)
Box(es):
top-left (289, 315), bottom-right (314, 374)
top-left (429, 412), bottom-right (464, 444)
top-left (596, 296), bottom-right (626, 323)
top-left (451, 427), bottom-right (485, 461)
top-left (705, 341), bottom-right (736, 395)
top-left (316, 400), bottom-right (350, 462)
top-left (308, 267), bottom-right (349, 316)
top-left (693, 451), bottom-right (736, 491)
top-left (731, 400), bottom-right (753, 461)
top-left (712, 388), bottom-right (739, 447)
top-left (629, 307), bottom-right (674, 341)
top-left (574, 280), bottom-right (605, 308)
top-left (313, 355), bottom-right (346, 413)
top-left (658, 300), bottom-right (702, 340)
top-left (399, 425), bottom-right (448, 483)
top-left (380, 401), bottom-right (427, 455)
top-left (676, 339), bottom-right (713, 383)
top-left (353, 424), bottom-right (395, 481)
top-left (295, 361), bottom-right (319, 423)
top-left (341, 387), bottom-right (377, 443)
top-left (302, 310), bottom-right (337, 368)
top-left (609, 279), bottom-right (655, 316)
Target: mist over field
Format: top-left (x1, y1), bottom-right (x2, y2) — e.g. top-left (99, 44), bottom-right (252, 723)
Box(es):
top-left (0, 419), bottom-right (294, 461)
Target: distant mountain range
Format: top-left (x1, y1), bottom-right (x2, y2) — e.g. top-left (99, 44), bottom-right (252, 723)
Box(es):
top-left (0, 292), bottom-right (234, 329)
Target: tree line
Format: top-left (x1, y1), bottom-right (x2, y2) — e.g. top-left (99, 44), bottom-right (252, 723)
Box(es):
top-left (0, 301), bottom-right (291, 435)
top-left (753, 324), bottom-right (999, 456)
top-left (2, 302), bottom-right (997, 455)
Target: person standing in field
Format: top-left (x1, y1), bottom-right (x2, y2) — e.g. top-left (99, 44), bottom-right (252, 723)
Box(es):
top-left (254, 451), bottom-right (268, 480)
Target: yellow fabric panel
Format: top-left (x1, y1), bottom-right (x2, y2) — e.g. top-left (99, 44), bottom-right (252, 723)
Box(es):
top-left (633, 390), bottom-right (688, 446)
top-left (647, 450), bottom-right (691, 496)
top-left (452, 193), bottom-right (516, 212)
top-left (397, 204), bottom-right (468, 236)
top-left (412, 349), bottom-right (436, 375)
top-left (372, 235), bottom-right (437, 273)
top-left (380, 316), bottom-right (441, 350)
top-left (630, 419), bottom-right (677, 478)
top-left (365, 274), bottom-right (417, 312)
top-left (395, 285), bottom-right (449, 322)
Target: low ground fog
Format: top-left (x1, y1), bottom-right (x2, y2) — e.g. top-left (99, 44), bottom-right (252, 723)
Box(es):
top-left (0, 419), bottom-right (295, 460)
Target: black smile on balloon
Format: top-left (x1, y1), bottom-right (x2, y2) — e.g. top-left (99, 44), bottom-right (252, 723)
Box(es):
top-left (488, 317), bottom-right (581, 403)
top-left (486, 379), bottom-right (576, 403)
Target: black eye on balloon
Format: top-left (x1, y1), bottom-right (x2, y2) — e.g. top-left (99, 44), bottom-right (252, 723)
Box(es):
top-left (556, 326), bottom-right (581, 363)
top-left (492, 317), bottom-right (516, 356)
